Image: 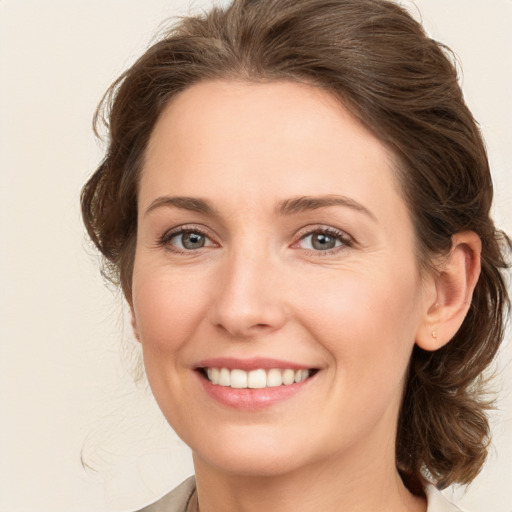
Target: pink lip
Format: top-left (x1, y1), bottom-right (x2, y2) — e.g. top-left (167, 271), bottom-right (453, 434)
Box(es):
top-left (194, 357), bottom-right (312, 371)
top-left (196, 373), bottom-right (315, 410)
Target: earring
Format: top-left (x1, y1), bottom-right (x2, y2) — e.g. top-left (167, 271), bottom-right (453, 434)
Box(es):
top-left (432, 331), bottom-right (438, 339)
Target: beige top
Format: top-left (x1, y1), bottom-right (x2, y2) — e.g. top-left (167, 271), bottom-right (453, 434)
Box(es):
top-left (136, 476), bottom-right (463, 512)
top-left (136, 477), bottom-right (197, 512)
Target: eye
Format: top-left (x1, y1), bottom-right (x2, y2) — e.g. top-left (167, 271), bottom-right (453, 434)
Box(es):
top-left (175, 231), bottom-right (208, 250)
top-left (159, 227), bottom-right (216, 252)
top-left (295, 227), bottom-right (352, 253)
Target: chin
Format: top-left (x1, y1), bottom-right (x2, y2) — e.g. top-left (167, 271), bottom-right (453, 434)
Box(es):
top-left (201, 451), bottom-right (307, 478)
top-left (190, 430), bottom-right (315, 478)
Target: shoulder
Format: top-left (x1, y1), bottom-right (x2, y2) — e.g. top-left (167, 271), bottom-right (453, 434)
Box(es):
top-left (426, 484), bottom-right (464, 512)
top-left (135, 476), bottom-right (197, 512)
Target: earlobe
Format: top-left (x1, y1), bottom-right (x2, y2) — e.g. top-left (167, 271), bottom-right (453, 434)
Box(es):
top-left (416, 231), bottom-right (481, 352)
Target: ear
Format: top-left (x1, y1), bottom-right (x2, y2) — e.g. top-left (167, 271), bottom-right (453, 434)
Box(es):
top-left (416, 231), bottom-right (481, 351)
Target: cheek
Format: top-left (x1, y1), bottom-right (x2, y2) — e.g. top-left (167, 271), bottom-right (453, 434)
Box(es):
top-left (131, 264), bottom-right (213, 425)
top-left (298, 271), bottom-right (422, 445)
top-left (132, 265), bottom-right (210, 350)
top-left (294, 265), bottom-right (422, 381)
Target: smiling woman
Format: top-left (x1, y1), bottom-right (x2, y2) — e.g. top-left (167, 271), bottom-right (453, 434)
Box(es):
top-left (81, 1), bottom-right (510, 511)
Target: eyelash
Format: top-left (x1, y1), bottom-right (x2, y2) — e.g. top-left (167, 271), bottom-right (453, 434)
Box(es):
top-left (157, 225), bottom-right (353, 255)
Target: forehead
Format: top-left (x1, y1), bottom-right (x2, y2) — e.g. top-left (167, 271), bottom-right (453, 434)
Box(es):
top-left (140, 80), bottom-right (406, 226)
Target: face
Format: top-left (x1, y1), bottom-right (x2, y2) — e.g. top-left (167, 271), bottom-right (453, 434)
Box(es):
top-left (131, 80), bottom-right (431, 478)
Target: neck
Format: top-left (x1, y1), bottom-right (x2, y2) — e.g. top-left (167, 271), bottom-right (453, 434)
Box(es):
top-left (192, 443), bottom-right (426, 512)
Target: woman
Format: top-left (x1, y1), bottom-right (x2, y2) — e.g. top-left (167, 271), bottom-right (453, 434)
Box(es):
top-left (81, 0), bottom-right (510, 510)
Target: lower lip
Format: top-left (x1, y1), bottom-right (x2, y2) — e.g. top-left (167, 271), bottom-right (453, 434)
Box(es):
top-left (196, 372), bottom-right (315, 410)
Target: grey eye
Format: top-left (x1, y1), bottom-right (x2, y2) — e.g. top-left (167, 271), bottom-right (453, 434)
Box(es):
top-left (162, 227), bottom-right (216, 252)
top-left (309, 233), bottom-right (339, 250)
top-left (180, 232), bottom-right (206, 250)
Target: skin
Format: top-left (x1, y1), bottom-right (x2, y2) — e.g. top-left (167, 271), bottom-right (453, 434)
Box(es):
top-left (131, 80), bottom-right (481, 512)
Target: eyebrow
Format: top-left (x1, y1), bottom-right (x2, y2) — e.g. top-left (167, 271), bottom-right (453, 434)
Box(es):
top-left (144, 196), bottom-right (219, 216)
top-left (144, 194), bottom-right (376, 222)
top-left (277, 195), bottom-right (377, 222)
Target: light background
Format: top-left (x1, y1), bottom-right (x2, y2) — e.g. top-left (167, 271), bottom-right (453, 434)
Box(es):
top-left (0, 1), bottom-right (511, 511)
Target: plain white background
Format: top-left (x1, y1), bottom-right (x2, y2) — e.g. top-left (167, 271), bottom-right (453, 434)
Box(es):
top-left (0, 1), bottom-right (511, 511)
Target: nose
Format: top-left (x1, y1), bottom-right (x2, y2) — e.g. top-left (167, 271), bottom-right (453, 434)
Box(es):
top-left (208, 246), bottom-right (287, 339)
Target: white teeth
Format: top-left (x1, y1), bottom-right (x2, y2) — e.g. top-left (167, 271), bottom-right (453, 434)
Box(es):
top-left (230, 369), bottom-right (247, 389)
top-left (295, 369), bottom-right (309, 383)
top-left (266, 368), bottom-right (283, 387)
top-left (248, 369), bottom-right (267, 389)
top-left (219, 368), bottom-right (230, 386)
top-left (209, 367), bottom-right (219, 385)
top-left (282, 369), bottom-right (295, 385)
top-left (204, 367), bottom-right (312, 388)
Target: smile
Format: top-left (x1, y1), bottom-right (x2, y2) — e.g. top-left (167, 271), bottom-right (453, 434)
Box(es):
top-left (204, 367), bottom-right (312, 389)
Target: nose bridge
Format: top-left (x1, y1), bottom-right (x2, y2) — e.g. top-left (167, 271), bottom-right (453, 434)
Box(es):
top-left (209, 235), bottom-right (285, 337)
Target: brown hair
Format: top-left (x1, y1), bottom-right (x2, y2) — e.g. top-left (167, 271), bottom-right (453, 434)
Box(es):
top-left (81, 0), bottom-right (510, 491)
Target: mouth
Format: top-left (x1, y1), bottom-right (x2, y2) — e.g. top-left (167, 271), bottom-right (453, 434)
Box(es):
top-left (193, 358), bottom-right (320, 409)
top-left (197, 367), bottom-right (318, 389)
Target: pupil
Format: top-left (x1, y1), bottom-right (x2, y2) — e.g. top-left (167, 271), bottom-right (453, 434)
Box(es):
top-left (183, 232), bottom-right (205, 249)
top-left (312, 233), bottom-right (335, 250)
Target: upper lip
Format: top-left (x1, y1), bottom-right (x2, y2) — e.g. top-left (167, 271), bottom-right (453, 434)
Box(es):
top-left (194, 357), bottom-right (316, 371)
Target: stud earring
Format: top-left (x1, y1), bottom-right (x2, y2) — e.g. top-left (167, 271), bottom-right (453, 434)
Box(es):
top-left (432, 331), bottom-right (438, 339)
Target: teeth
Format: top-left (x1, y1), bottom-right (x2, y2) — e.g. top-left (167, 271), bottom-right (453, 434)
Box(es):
top-left (295, 369), bottom-right (309, 383)
top-left (230, 369), bottom-right (248, 389)
top-left (248, 369), bottom-right (267, 388)
top-left (267, 368), bottom-right (283, 387)
top-left (219, 368), bottom-right (230, 386)
top-left (204, 367), bottom-right (312, 388)
top-left (209, 367), bottom-right (219, 385)
top-left (282, 369), bottom-right (295, 385)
